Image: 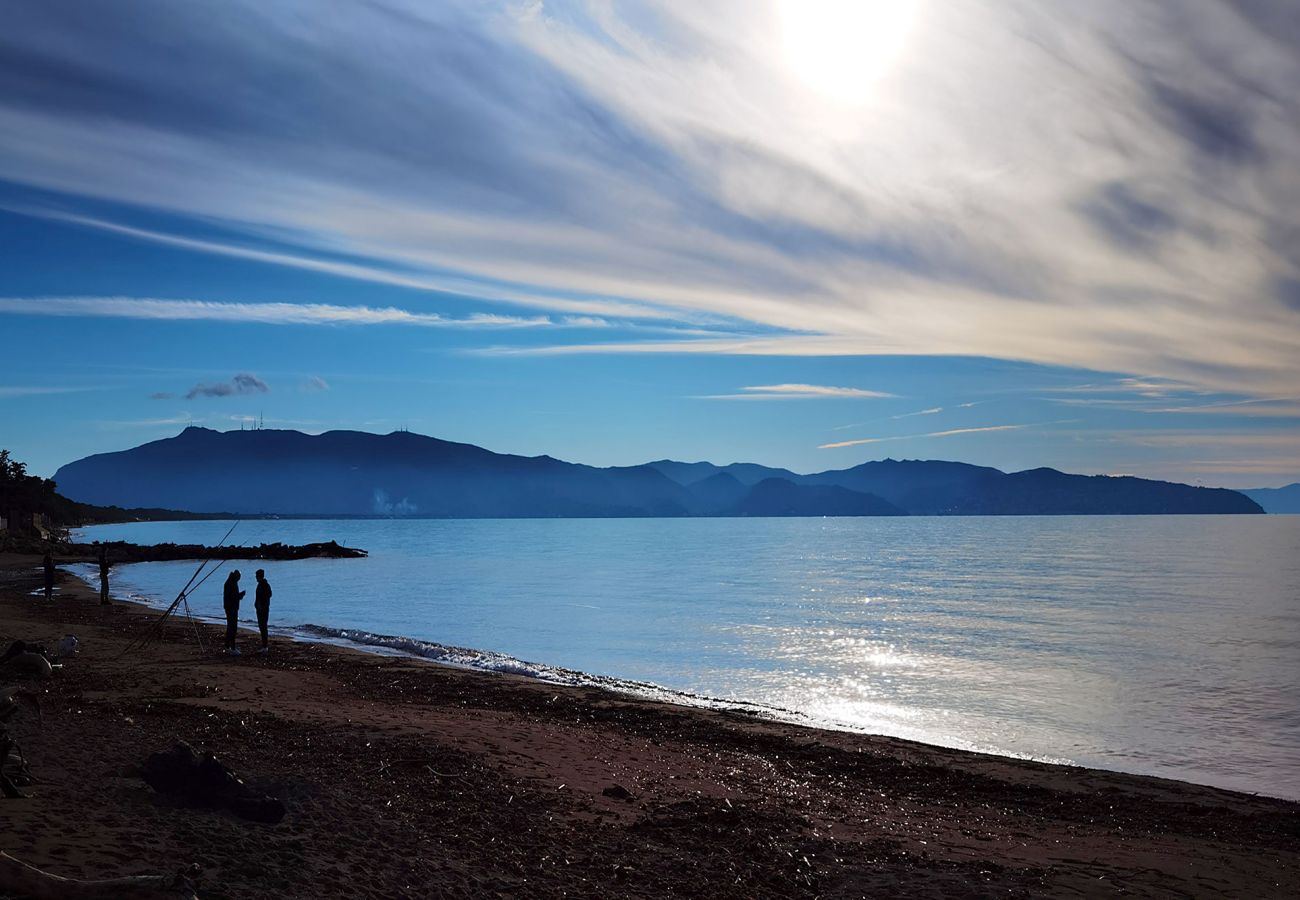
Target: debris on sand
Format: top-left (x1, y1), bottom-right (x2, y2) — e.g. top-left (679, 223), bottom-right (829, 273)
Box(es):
top-left (141, 740), bottom-right (286, 825)
top-left (0, 851), bottom-right (197, 900)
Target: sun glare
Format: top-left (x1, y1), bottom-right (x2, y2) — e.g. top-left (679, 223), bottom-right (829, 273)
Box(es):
top-left (777, 0), bottom-right (919, 104)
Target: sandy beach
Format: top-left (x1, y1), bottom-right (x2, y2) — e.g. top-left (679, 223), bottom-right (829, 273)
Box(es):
top-left (1, 555), bottom-right (1297, 899)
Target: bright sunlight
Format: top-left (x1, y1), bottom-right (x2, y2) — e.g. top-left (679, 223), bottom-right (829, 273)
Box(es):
top-left (776, 0), bottom-right (920, 104)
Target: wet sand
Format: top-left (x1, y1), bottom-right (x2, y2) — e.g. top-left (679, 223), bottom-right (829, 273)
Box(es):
top-left (1, 555), bottom-right (1297, 898)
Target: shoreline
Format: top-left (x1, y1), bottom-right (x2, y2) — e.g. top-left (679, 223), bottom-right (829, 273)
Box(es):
top-left (61, 555), bottom-right (1298, 802)
top-left (73, 557), bottom-right (1276, 801)
top-left (3, 554), bottom-right (1298, 897)
top-left (73, 561), bottom-right (1086, 777)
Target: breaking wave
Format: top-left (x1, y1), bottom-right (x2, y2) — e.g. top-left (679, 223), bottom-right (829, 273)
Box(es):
top-left (292, 623), bottom-right (782, 716)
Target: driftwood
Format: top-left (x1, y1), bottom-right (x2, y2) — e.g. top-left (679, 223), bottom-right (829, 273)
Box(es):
top-left (0, 852), bottom-right (197, 900)
top-left (142, 741), bottom-right (286, 824)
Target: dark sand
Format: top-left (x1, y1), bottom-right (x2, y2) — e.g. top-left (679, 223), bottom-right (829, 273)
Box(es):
top-left (1, 555), bottom-right (1297, 898)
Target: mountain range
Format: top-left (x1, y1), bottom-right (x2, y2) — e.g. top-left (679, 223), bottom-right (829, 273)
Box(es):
top-left (1240, 483), bottom-right (1300, 514)
top-left (49, 427), bottom-right (1265, 518)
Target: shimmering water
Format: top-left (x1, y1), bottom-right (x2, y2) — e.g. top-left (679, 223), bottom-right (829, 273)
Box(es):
top-left (73, 516), bottom-right (1300, 800)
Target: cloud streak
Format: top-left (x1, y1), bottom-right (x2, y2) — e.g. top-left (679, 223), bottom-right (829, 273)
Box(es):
top-left (0, 296), bottom-right (555, 328)
top-left (700, 383), bottom-right (895, 400)
top-left (819, 424), bottom-right (1030, 450)
top-left (0, 385), bottom-right (93, 398)
top-left (2, 1), bottom-right (1299, 395)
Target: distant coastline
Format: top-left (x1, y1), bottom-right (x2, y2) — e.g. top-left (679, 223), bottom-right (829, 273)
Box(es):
top-left (52, 426), bottom-right (1264, 518)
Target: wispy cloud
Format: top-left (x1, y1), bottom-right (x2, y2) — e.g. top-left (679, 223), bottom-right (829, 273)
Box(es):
top-left (2, 1), bottom-right (1299, 395)
top-left (1049, 378), bottom-right (1209, 398)
top-left (892, 406), bottom-right (943, 419)
top-left (302, 376), bottom-right (330, 393)
top-left (185, 373), bottom-right (269, 400)
top-left (699, 383), bottom-right (895, 401)
top-left (0, 385), bottom-right (93, 398)
top-left (1102, 430), bottom-right (1300, 449)
top-left (10, 209), bottom-right (677, 322)
top-left (97, 414), bottom-right (195, 429)
top-left (1148, 397), bottom-right (1300, 417)
top-left (820, 424), bottom-right (1029, 450)
top-left (0, 296), bottom-right (556, 329)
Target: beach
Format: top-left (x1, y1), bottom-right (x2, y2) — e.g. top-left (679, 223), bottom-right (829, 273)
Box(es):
top-left (1, 555), bottom-right (1297, 899)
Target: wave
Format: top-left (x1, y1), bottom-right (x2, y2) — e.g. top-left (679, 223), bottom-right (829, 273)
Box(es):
top-left (291, 622), bottom-right (783, 717)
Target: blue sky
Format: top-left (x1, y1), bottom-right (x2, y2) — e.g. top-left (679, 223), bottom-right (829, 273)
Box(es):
top-left (1, 1), bottom-right (1297, 486)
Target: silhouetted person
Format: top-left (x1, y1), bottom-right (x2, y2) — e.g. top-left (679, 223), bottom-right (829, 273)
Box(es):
top-left (254, 569), bottom-right (272, 655)
top-left (223, 570), bottom-right (245, 656)
top-left (98, 547), bottom-right (111, 606)
top-left (42, 552), bottom-right (55, 601)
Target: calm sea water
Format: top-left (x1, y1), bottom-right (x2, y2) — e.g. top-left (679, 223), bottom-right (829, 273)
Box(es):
top-left (72, 516), bottom-right (1300, 800)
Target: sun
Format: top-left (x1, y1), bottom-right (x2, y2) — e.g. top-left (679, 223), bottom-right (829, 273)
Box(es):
top-left (776, 0), bottom-right (919, 105)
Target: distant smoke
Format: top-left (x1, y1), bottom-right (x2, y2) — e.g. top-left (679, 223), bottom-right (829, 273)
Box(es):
top-left (185, 372), bottom-right (270, 400)
top-left (302, 375), bottom-right (330, 392)
top-left (149, 391), bottom-right (176, 400)
top-left (373, 489), bottom-right (417, 515)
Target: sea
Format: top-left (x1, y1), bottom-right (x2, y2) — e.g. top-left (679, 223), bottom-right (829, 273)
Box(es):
top-left (69, 515), bottom-right (1300, 801)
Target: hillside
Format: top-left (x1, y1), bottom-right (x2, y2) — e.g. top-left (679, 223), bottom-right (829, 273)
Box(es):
top-left (1241, 483), bottom-right (1300, 514)
top-left (50, 428), bottom-right (1264, 518)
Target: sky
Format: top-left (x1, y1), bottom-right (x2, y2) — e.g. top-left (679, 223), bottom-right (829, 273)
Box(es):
top-left (1, 0), bottom-right (1298, 487)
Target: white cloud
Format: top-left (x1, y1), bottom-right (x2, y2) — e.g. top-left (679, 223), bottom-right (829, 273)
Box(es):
top-left (820, 424), bottom-right (1030, 450)
top-left (0, 296), bottom-right (554, 329)
top-left (700, 383), bottom-right (895, 400)
top-left (892, 407), bottom-right (943, 419)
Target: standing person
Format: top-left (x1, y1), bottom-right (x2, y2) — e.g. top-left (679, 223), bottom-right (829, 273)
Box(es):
top-left (42, 552), bottom-right (55, 601)
top-left (254, 569), bottom-right (273, 655)
top-left (98, 547), bottom-right (111, 606)
top-left (223, 570), bottom-right (245, 656)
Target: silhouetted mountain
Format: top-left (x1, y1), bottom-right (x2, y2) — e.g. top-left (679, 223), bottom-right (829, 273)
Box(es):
top-left (52, 428), bottom-right (1263, 518)
top-left (802, 459), bottom-right (1004, 514)
top-left (725, 479), bottom-right (905, 517)
top-left (646, 459), bottom-right (799, 486)
top-left (682, 472), bottom-right (749, 514)
top-left (54, 428), bottom-right (693, 518)
top-left (802, 459), bottom-right (1260, 515)
top-left (1241, 483), bottom-right (1300, 514)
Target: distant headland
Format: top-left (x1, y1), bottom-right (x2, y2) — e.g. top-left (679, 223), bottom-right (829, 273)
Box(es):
top-left (47, 427), bottom-right (1263, 518)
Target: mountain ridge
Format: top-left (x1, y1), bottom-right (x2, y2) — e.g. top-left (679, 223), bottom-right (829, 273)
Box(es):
top-left (51, 427), bottom-right (1264, 518)
top-left (1241, 483), bottom-right (1300, 514)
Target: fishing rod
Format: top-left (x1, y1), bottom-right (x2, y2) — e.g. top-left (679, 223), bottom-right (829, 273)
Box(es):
top-left (120, 521), bottom-right (241, 656)
top-left (169, 542), bottom-right (249, 652)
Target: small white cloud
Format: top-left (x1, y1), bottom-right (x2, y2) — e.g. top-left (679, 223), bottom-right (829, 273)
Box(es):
top-left (700, 383), bottom-right (895, 400)
top-left (820, 423), bottom-right (1029, 449)
top-left (891, 406), bottom-right (943, 419)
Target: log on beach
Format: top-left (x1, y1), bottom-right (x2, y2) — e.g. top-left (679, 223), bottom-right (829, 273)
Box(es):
top-left (0, 852), bottom-right (196, 900)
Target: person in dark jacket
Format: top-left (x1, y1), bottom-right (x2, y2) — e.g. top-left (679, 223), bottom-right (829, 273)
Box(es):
top-left (42, 553), bottom-right (55, 601)
top-left (223, 570), bottom-right (245, 656)
top-left (98, 547), bottom-right (111, 606)
top-left (254, 569), bottom-right (272, 655)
